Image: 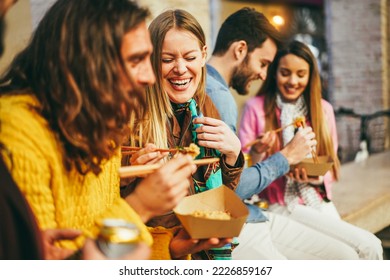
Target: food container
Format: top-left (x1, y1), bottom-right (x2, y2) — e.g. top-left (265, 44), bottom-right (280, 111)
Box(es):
top-left (173, 185), bottom-right (248, 239)
top-left (291, 155), bottom-right (334, 177)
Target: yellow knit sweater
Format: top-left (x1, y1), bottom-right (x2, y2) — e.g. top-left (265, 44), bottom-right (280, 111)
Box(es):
top-left (0, 94), bottom-right (152, 250)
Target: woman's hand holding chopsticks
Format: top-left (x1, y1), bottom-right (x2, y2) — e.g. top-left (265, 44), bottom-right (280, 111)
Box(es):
top-left (129, 143), bottom-right (169, 167)
top-left (279, 127), bottom-right (317, 165)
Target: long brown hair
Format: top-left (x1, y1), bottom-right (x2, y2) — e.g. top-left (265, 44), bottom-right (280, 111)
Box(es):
top-left (257, 40), bottom-right (340, 180)
top-left (0, 0), bottom-right (150, 175)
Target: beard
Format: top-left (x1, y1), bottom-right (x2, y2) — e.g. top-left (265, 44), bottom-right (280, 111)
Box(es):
top-left (126, 83), bottom-right (147, 122)
top-left (230, 57), bottom-right (253, 96)
top-left (0, 17), bottom-right (6, 57)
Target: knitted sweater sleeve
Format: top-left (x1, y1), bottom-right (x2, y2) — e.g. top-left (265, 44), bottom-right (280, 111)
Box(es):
top-left (0, 95), bottom-right (152, 249)
top-left (0, 98), bottom-right (58, 230)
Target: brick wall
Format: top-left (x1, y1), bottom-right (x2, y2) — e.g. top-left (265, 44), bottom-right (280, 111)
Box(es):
top-left (325, 0), bottom-right (390, 162)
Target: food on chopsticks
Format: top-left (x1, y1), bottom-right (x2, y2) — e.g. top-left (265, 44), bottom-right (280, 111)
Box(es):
top-left (243, 116), bottom-right (308, 150)
top-left (293, 116), bottom-right (319, 163)
top-left (293, 116), bottom-right (306, 128)
top-left (182, 143), bottom-right (200, 159)
top-left (192, 210), bottom-right (232, 220)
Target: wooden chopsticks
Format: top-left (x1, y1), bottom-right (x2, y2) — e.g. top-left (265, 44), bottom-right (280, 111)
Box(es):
top-left (243, 121), bottom-right (296, 150)
top-left (118, 157), bottom-right (220, 178)
top-left (298, 121), bottom-right (319, 164)
top-left (119, 163), bottom-right (161, 177)
top-left (243, 117), bottom-right (319, 164)
top-left (121, 146), bottom-right (185, 155)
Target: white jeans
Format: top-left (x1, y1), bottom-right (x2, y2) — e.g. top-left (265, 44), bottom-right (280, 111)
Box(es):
top-left (267, 202), bottom-right (383, 260)
top-left (232, 211), bottom-right (360, 260)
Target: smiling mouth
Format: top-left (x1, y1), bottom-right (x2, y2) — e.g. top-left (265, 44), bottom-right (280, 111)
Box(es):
top-left (285, 86), bottom-right (300, 94)
top-left (169, 78), bottom-right (192, 89)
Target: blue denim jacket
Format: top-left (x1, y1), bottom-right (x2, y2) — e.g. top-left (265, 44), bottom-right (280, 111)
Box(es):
top-left (206, 64), bottom-right (290, 223)
top-left (206, 64), bottom-right (238, 133)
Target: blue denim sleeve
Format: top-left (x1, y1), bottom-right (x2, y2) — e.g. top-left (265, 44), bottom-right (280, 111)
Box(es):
top-left (235, 152), bottom-right (289, 200)
top-left (238, 152), bottom-right (289, 223)
top-left (208, 90), bottom-right (237, 132)
top-left (206, 75), bottom-right (238, 133)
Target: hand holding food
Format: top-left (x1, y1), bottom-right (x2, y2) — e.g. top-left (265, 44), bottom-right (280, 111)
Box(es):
top-left (169, 228), bottom-right (233, 259)
top-left (280, 126), bottom-right (317, 165)
top-left (125, 143), bottom-right (169, 166)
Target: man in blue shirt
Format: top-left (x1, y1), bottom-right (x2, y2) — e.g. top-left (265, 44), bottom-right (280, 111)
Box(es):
top-left (207, 7), bottom-right (287, 222)
top-left (205, 8), bottom-right (353, 260)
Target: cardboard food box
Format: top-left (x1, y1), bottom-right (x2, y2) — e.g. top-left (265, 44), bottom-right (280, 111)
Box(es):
top-left (173, 185), bottom-right (248, 239)
top-left (291, 155), bottom-right (334, 177)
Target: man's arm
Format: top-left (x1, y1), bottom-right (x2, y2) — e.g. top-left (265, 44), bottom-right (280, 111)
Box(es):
top-left (235, 153), bottom-right (289, 199)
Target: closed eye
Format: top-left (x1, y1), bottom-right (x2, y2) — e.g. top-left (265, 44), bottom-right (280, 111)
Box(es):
top-left (126, 52), bottom-right (149, 67)
top-left (186, 57), bottom-right (196, 61)
top-left (162, 58), bottom-right (173, 63)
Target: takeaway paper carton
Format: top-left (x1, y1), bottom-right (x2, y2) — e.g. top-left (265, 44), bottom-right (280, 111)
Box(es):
top-left (173, 185), bottom-right (248, 239)
top-left (291, 155), bottom-right (334, 177)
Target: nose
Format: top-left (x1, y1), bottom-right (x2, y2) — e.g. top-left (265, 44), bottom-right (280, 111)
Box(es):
top-left (259, 69), bottom-right (267, 81)
top-left (288, 75), bottom-right (298, 85)
top-left (139, 60), bottom-right (156, 86)
top-left (257, 66), bottom-right (268, 81)
top-left (174, 59), bottom-right (187, 75)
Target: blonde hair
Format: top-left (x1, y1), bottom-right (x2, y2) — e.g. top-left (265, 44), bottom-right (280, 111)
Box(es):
top-left (131, 9), bottom-right (207, 149)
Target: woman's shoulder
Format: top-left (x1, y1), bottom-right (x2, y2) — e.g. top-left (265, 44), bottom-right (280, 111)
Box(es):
top-left (320, 99), bottom-right (335, 115)
top-left (244, 95), bottom-right (265, 108)
top-left (320, 99), bottom-right (334, 109)
top-left (241, 96), bottom-right (266, 116)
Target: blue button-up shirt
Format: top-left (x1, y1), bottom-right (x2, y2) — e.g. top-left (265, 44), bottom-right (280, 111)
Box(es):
top-left (206, 64), bottom-right (238, 133)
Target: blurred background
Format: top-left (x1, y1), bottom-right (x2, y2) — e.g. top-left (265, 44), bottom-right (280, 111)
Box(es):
top-left (2, 0), bottom-right (389, 162)
top-left (1, 0), bottom-right (390, 259)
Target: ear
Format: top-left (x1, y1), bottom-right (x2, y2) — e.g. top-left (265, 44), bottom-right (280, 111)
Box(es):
top-left (233, 40), bottom-right (248, 62)
top-left (201, 45), bottom-right (207, 67)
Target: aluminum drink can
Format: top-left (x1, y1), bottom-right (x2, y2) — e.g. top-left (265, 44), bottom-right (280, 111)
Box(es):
top-left (96, 218), bottom-right (140, 258)
top-left (254, 199), bottom-right (269, 210)
top-left (243, 153), bottom-right (252, 168)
